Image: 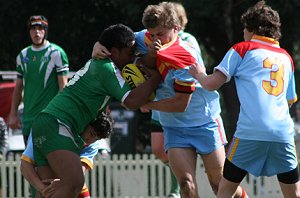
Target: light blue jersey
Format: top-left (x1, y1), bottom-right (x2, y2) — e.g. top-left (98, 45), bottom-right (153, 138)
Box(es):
top-left (135, 30), bottom-right (221, 127)
top-left (215, 35), bottom-right (297, 143)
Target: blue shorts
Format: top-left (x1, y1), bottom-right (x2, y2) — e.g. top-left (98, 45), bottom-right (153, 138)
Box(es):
top-left (226, 137), bottom-right (298, 177)
top-left (163, 116), bottom-right (227, 154)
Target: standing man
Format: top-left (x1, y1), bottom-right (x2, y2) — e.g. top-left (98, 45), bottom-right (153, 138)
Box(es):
top-left (8, 15), bottom-right (69, 145)
top-left (189, 1), bottom-right (299, 197)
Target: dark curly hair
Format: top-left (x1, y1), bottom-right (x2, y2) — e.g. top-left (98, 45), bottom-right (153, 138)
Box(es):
top-left (241, 0), bottom-right (281, 40)
top-left (98, 24), bottom-right (135, 51)
top-left (90, 112), bottom-right (114, 139)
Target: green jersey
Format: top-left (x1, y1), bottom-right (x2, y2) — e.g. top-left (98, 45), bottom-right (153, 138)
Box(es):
top-left (43, 59), bottom-right (132, 136)
top-left (16, 41), bottom-right (69, 135)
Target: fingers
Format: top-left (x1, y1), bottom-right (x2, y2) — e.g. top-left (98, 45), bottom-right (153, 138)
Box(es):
top-left (8, 116), bottom-right (21, 129)
top-left (189, 62), bottom-right (206, 78)
top-left (41, 179), bottom-right (61, 198)
top-left (92, 41), bottom-right (111, 59)
top-left (140, 107), bottom-right (150, 113)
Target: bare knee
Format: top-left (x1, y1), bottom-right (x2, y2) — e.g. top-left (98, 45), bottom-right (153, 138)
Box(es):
top-left (207, 174), bottom-right (221, 195)
top-left (152, 145), bottom-right (168, 162)
top-left (179, 177), bottom-right (197, 196)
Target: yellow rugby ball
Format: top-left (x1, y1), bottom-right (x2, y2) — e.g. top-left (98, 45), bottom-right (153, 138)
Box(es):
top-left (121, 63), bottom-right (155, 101)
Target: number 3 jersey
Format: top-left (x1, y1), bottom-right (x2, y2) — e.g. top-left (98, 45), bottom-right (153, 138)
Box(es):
top-left (215, 35), bottom-right (297, 143)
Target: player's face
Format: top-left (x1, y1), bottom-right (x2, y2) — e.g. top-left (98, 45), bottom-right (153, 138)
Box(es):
top-left (148, 26), bottom-right (178, 45)
top-left (243, 28), bottom-right (254, 41)
top-left (81, 125), bottom-right (99, 145)
top-left (112, 43), bottom-right (136, 69)
top-left (30, 26), bottom-right (46, 46)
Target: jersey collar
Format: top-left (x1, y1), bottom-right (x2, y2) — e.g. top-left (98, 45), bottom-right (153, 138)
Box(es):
top-left (251, 35), bottom-right (280, 48)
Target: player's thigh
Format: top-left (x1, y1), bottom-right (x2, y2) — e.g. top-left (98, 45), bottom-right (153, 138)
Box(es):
top-left (168, 147), bottom-right (197, 181)
top-left (151, 132), bottom-right (164, 151)
top-left (36, 165), bottom-right (56, 180)
top-left (47, 150), bottom-right (84, 183)
top-left (201, 146), bottom-right (225, 182)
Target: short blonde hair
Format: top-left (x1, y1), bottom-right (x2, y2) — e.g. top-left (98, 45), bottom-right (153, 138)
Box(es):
top-left (171, 2), bottom-right (188, 30)
top-left (142, 2), bottom-right (180, 29)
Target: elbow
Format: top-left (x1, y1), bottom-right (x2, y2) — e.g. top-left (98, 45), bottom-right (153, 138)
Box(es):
top-left (176, 106), bottom-right (187, 112)
top-left (201, 82), bottom-right (218, 91)
top-left (123, 100), bottom-right (140, 110)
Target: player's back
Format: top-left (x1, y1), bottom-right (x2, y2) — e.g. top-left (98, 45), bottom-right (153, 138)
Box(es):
top-left (232, 40), bottom-right (297, 142)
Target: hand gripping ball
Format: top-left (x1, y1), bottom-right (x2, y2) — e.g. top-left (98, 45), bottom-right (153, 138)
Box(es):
top-left (121, 63), bottom-right (155, 101)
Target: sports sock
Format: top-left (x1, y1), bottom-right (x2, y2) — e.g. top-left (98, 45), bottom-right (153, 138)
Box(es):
top-left (241, 187), bottom-right (248, 198)
top-left (77, 186), bottom-right (91, 198)
top-left (166, 162), bottom-right (180, 195)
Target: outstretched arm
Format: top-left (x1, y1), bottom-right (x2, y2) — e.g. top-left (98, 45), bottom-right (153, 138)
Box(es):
top-left (189, 62), bottom-right (227, 91)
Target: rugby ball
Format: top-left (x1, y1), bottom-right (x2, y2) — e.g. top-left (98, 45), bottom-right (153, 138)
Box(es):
top-left (121, 63), bottom-right (155, 101)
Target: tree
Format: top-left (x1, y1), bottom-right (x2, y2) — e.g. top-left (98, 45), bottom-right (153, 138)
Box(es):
top-left (1, 0), bottom-right (300, 145)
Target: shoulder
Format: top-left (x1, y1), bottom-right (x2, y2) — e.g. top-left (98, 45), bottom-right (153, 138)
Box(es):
top-left (18, 45), bottom-right (31, 55)
top-left (49, 42), bottom-right (67, 54)
top-left (90, 59), bottom-right (115, 73)
top-left (231, 41), bottom-right (257, 58)
top-left (178, 31), bottom-right (193, 40)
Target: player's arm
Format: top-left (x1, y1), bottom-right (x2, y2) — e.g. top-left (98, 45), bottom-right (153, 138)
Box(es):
top-left (189, 62), bottom-right (227, 91)
top-left (57, 75), bottom-right (68, 91)
top-left (91, 41), bottom-right (111, 59)
top-left (143, 92), bottom-right (192, 112)
top-left (20, 159), bottom-right (47, 193)
top-left (140, 39), bottom-right (161, 69)
top-left (123, 68), bottom-right (162, 110)
top-left (8, 79), bottom-right (23, 129)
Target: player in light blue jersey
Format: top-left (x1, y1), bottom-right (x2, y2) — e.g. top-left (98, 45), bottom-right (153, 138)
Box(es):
top-left (189, 1), bottom-right (299, 197)
top-left (91, 3), bottom-right (247, 198)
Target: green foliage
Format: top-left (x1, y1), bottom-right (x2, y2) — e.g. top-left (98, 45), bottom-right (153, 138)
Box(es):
top-left (1, 0), bottom-right (300, 146)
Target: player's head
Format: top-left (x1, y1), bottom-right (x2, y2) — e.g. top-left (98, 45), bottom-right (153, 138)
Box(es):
top-left (170, 2), bottom-right (188, 31)
top-left (98, 24), bottom-right (136, 69)
top-left (241, 0), bottom-right (281, 40)
top-left (81, 112), bottom-right (114, 145)
top-left (27, 15), bottom-right (48, 46)
top-left (142, 2), bottom-right (180, 45)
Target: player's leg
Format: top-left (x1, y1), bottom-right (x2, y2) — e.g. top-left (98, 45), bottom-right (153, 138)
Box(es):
top-left (277, 168), bottom-right (300, 198)
top-left (152, 132), bottom-right (180, 198)
top-left (216, 159), bottom-right (248, 198)
top-left (44, 150), bottom-right (84, 198)
top-left (259, 141), bottom-right (300, 197)
top-left (32, 113), bottom-right (85, 198)
top-left (199, 116), bottom-right (247, 198)
top-left (151, 132), bottom-right (168, 162)
top-left (78, 163), bottom-right (91, 198)
top-left (201, 146), bottom-right (224, 195)
top-left (34, 165), bottom-right (56, 198)
top-left (274, 141), bottom-right (300, 197)
top-left (168, 147), bottom-right (198, 198)
top-left (151, 113), bottom-right (180, 198)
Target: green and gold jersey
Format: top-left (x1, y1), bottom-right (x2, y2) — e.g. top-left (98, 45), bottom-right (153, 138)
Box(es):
top-left (16, 41), bottom-right (69, 135)
top-left (43, 59), bottom-right (132, 136)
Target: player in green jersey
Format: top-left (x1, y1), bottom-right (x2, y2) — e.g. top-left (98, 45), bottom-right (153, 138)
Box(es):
top-left (8, 15), bottom-right (69, 145)
top-left (32, 24), bottom-right (161, 198)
